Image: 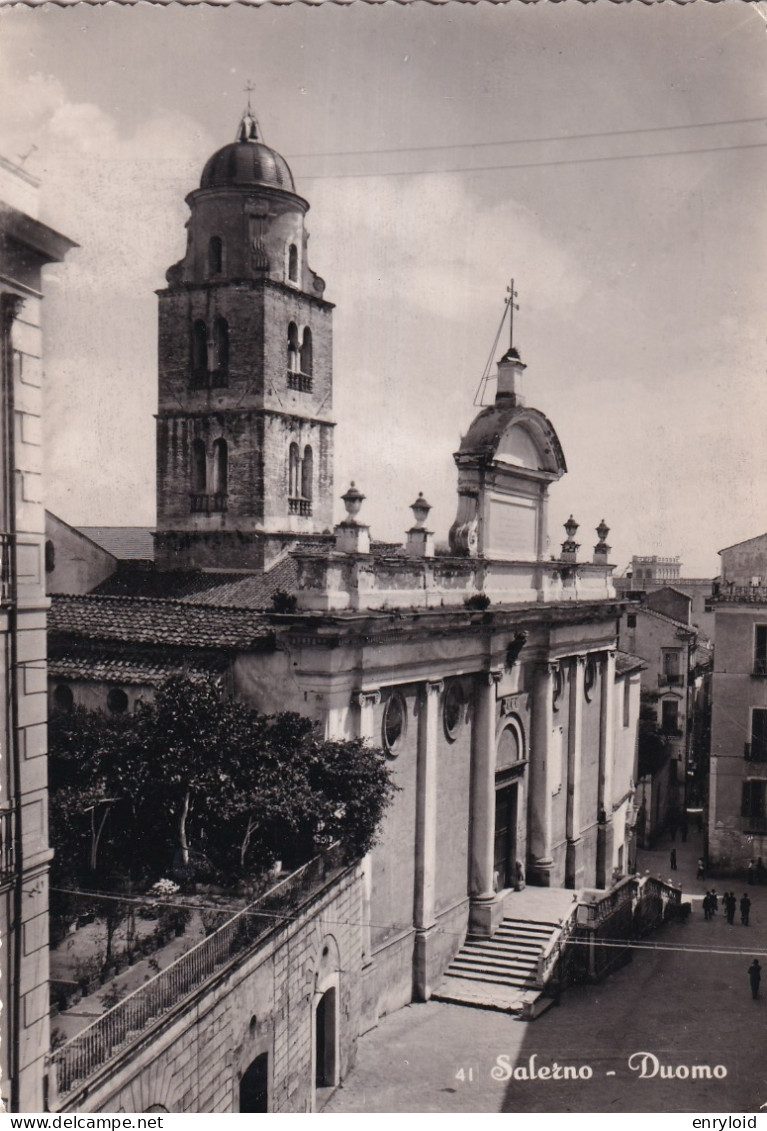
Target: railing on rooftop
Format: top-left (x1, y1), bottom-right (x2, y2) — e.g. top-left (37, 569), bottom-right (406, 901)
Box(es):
top-left (49, 845), bottom-right (348, 1102)
top-left (709, 585), bottom-right (767, 605)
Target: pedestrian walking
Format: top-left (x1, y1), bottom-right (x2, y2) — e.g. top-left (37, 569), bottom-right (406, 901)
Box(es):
top-left (748, 859), bottom-right (756, 885)
top-left (758, 857), bottom-right (766, 885)
top-left (711, 889), bottom-right (719, 915)
top-left (741, 894), bottom-right (751, 926)
top-left (697, 858), bottom-right (706, 881)
top-left (726, 892), bottom-right (737, 925)
top-left (703, 891), bottom-right (713, 920)
top-left (670, 848), bottom-right (677, 871)
top-left (748, 958), bottom-right (761, 999)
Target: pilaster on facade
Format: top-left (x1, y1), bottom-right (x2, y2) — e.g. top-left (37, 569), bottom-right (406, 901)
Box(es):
top-left (566, 655), bottom-right (586, 889)
top-left (529, 660), bottom-right (557, 885)
top-left (350, 688), bottom-right (381, 741)
top-left (597, 649), bottom-right (617, 887)
top-left (413, 679), bottom-right (443, 1000)
top-left (469, 669), bottom-right (504, 936)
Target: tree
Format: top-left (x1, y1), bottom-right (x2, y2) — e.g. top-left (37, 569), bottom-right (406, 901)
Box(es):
top-left (48, 678), bottom-right (396, 887)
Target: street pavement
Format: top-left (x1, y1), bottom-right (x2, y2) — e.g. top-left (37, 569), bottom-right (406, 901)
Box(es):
top-left (323, 829), bottom-right (767, 1113)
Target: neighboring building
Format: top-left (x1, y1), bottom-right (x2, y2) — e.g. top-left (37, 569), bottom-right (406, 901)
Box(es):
top-left (618, 588), bottom-right (711, 845)
top-left (45, 109), bottom-right (648, 1111)
top-left (44, 512), bottom-right (117, 597)
top-left (0, 154), bottom-right (76, 1110)
top-left (629, 555), bottom-right (681, 584)
top-left (708, 534), bottom-right (767, 872)
top-left (615, 557), bottom-right (716, 640)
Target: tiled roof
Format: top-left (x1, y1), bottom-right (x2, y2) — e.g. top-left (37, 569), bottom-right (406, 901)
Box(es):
top-left (616, 651), bottom-right (647, 676)
top-left (636, 605), bottom-right (695, 633)
top-left (93, 555), bottom-right (299, 609)
top-left (49, 650), bottom-right (226, 686)
top-left (79, 527), bottom-right (155, 561)
top-left (49, 594), bottom-right (273, 649)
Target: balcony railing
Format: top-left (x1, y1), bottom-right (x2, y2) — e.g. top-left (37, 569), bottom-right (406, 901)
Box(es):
top-left (0, 532), bottom-right (10, 605)
top-left (190, 369), bottom-right (228, 389)
top-left (288, 497), bottom-right (312, 517)
top-left (0, 808), bottom-right (15, 880)
top-left (658, 673), bottom-right (684, 687)
top-left (49, 846), bottom-right (348, 1101)
top-left (754, 658), bottom-right (767, 677)
top-left (744, 815), bottom-right (767, 833)
top-left (190, 493), bottom-right (228, 514)
top-left (744, 742), bottom-right (767, 762)
top-left (287, 370), bottom-right (313, 393)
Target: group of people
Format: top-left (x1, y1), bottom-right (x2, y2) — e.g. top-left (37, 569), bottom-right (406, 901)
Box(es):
top-left (702, 889), bottom-right (751, 925)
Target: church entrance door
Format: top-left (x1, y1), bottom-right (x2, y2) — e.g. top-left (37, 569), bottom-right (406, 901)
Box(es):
top-left (494, 781), bottom-right (518, 891)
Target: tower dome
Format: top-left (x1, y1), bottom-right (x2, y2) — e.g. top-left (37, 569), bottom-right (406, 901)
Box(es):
top-left (200, 111), bottom-right (296, 193)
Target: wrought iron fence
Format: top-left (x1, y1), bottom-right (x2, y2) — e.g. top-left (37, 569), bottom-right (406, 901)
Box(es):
top-left (49, 846), bottom-right (348, 1100)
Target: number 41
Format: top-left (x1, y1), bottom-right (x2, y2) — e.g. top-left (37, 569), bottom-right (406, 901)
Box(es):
top-left (455, 1067), bottom-right (474, 1082)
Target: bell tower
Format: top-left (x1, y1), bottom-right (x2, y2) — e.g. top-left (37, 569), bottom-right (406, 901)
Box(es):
top-left (154, 106), bottom-right (335, 572)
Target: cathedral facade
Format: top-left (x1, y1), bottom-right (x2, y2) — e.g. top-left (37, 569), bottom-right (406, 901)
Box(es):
top-left (46, 109), bottom-right (643, 1105)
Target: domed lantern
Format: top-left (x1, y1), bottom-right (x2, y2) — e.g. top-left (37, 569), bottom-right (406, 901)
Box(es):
top-left (561, 515), bottom-right (580, 564)
top-left (335, 482), bottom-right (370, 555)
top-left (406, 491), bottom-right (435, 559)
top-left (410, 492), bottom-right (432, 529)
top-left (341, 482), bottom-right (365, 523)
top-left (593, 518), bottom-right (612, 565)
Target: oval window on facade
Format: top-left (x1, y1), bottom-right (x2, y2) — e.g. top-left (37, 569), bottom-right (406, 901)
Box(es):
top-left (53, 684), bottom-right (74, 713)
top-left (107, 687), bottom-right (129, 714)
top-left (443, 681), bottom-right (464, 741)
top-left (382, 692), bottom-right (406, 756)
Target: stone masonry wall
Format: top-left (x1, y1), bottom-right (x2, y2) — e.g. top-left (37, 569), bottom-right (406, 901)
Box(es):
top-left (58, 866), bottom-right (363, 1114)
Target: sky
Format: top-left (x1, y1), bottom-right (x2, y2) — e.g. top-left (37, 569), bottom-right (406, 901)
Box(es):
top-left (1, 1), bottom-right (766, 577)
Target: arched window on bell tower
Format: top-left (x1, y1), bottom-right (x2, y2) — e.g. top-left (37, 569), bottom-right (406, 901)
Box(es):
top-left (288, 244), bottom-right (298, 284)
top-left (192, 320), bottom-right (207, 385)
top-left (191, 438), bottom-right (207, 495)
top-left (301, 445), bottom-right (313, 503)
top-left (209, 237), bottom-right (224, 275)
top-left (287, 323), bottom-right (299, 375)
top-left (300, 327), bottom-right (313, 376)
top-left (212, 439), bottom-right (228, 499)
top-left (288, 443), bottom-right (300, 499)
top-left (213, 317), bottom-right (229, 385)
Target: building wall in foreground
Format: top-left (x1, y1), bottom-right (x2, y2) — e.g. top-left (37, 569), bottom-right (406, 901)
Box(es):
top-left (56, 865), bottom-right (363, 1114)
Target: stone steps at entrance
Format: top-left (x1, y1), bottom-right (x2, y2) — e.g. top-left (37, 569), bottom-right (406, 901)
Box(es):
top-left (432, 904), bottom-right (568, 1018)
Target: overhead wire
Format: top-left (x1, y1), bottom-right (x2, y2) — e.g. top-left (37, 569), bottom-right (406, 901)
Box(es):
top-left (295, 141), bottom-right (767, 182)
top-left (48, 885), bottom-right (767, 959)
top-left (285, 116), bottom-right (767, 161)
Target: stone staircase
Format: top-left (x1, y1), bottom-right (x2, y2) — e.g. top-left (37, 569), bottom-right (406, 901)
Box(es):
top-left (433, 888), bottom-right (579, 1016)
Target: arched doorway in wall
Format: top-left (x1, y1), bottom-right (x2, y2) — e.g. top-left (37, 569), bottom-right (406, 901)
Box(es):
top-left (314, 986), bottom-right (337, 1090)
top-left (239, 1052), bottom-right (269, 1113)
top-left (494, 718), bottom-right (527, 891)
